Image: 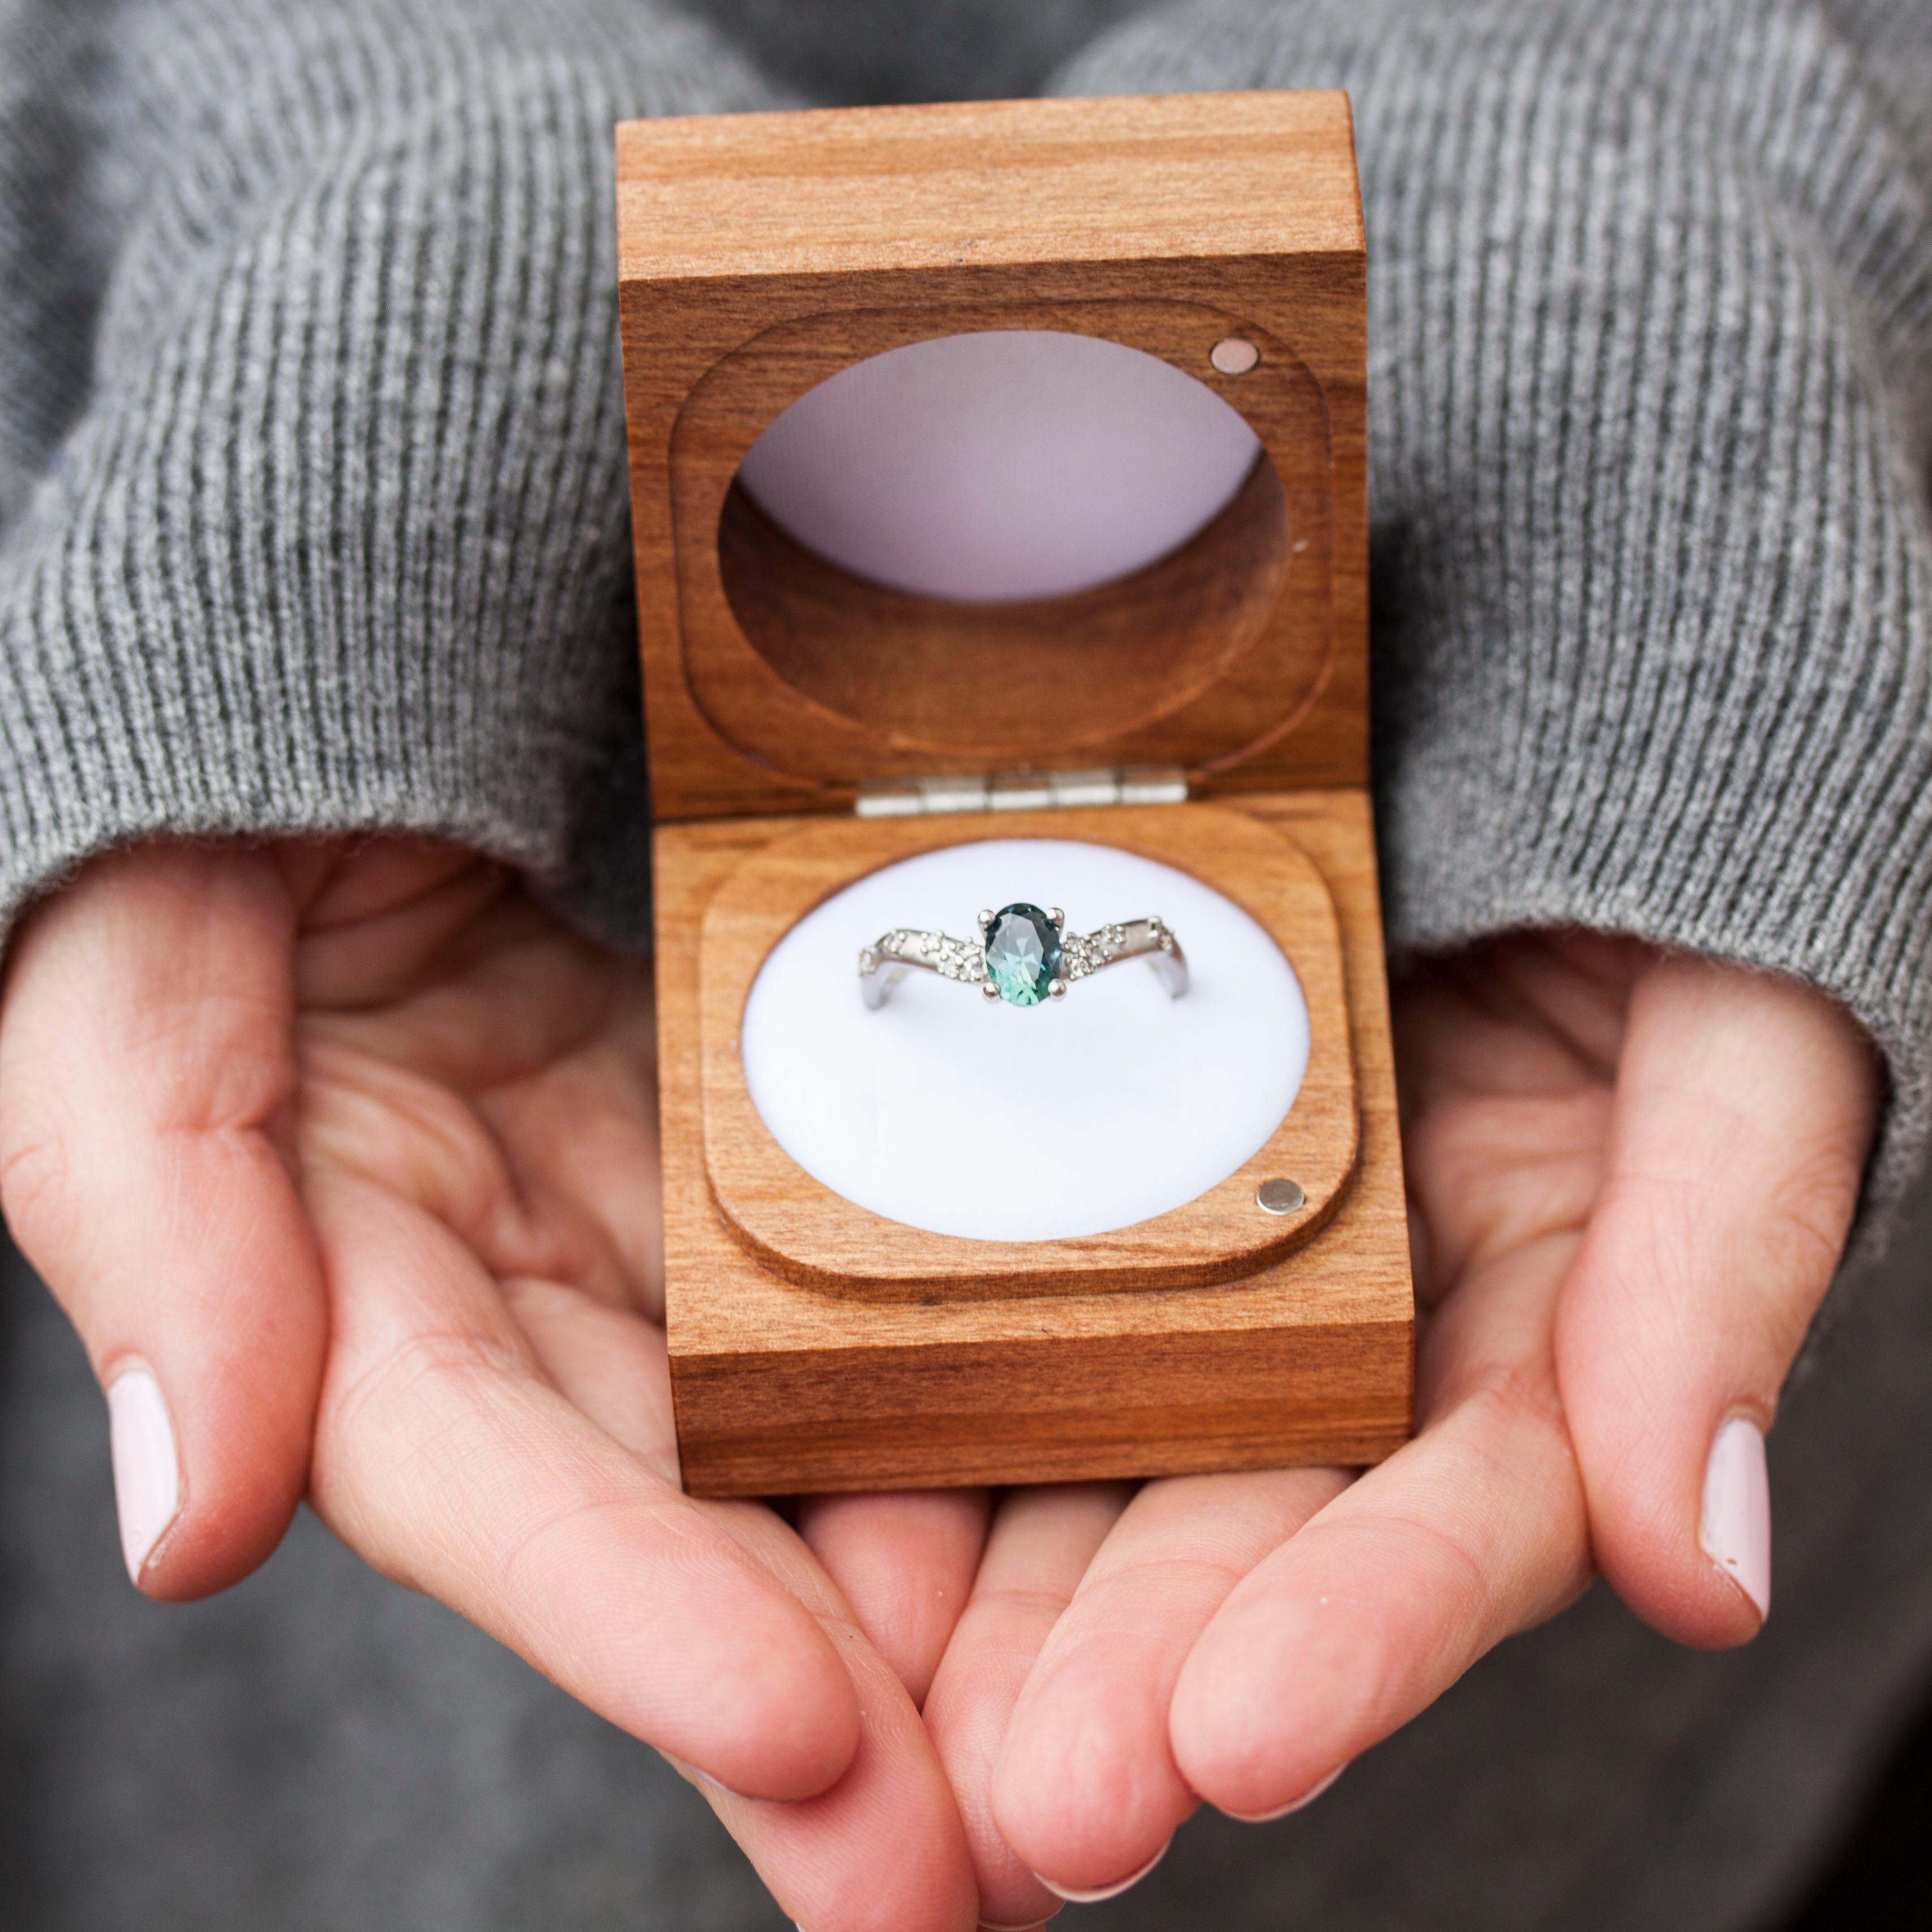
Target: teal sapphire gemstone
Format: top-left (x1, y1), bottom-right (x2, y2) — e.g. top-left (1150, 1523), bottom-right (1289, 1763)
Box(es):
top-left (984, 903), bottom-right (1063, 1006)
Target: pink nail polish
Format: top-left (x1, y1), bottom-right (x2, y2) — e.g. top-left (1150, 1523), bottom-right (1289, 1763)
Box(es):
top-left (107, 1366), bottom-right (181, 1585)
top-left (1700, 1416), bottom-right (1771, 1621)
top-left (1222, 1762), bottom-right (1347, 1823)
top-left (1033, 1836), bottom-right (1170, 1904)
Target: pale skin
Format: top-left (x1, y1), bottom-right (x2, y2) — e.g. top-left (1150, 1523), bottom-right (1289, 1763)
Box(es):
top-left (0, 838), bottom-right (1879, 1931)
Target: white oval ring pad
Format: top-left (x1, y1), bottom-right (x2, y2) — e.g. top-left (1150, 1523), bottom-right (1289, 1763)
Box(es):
top-left (736, 331), bottom-right (1263, 604)
top-left (739, 838), bottom-right (1311, 1242)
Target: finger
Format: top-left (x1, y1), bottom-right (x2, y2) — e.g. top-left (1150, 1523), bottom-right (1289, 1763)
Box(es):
top-left (1554, 955), bottom-right (1879, 1644)
top-left (798, 1489), bottom-right (991, 1708)
top-left (303, 1168), bottom-right (860, 1804)
top-left (694, 1515), bottom-right (981, 1932)
top-left (923, 1484), bottom-right (1130, 1930)
top-left (498, 1276), bottom-right (679, 1480)
top-left (1391, 939), bottom-right (1623, 1312)
top-left (480, 1001), bottom-right (667, 1318)
top-left (1170, 1235), bottom-right (1592, 1820)
top-left (989, 1466), bottom-right (1347, 1896)
top-left (506, 1279), bottom-right (979, 1931)
top-left (304, 901), bottom-right (665, 1317)
top-left (298, 1029), bottom-right (640, 1312)
top-left (0, 844), bottom-right (326, 1599)
top-left (287, 839), bottom-right (509, 1007)
top-left (303, 892), bottom-right (620, 1093)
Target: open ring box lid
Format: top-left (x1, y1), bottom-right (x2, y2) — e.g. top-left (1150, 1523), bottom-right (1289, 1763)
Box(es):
top-left (616, 91), bottom-right (1413, 1496)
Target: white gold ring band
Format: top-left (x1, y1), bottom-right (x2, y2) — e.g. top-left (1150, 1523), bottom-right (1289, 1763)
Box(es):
top-left (859, 902), bottom-right (1188, 1010)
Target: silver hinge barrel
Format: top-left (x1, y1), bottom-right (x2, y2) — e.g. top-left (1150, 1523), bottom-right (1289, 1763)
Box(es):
top-left (855, 766), bottom-right (1188, 819)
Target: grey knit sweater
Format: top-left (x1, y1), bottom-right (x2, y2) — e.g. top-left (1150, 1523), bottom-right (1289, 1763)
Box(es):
top-left (1, 0), bottom-right (1929, 1204)
top-left (4, 8), bottom-right (1932, 1932)
top-left (1069, 0), bottom-right (1932, 1218)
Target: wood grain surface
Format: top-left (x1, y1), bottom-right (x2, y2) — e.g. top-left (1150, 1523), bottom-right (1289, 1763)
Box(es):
top-left (616, 92), bottom-right (1368, 821)
top-left (616, 92), bottom-right (1364, 284)
top-left (656, 791), bottom-right (1412, 1496)
top-left (712, 447), bottom-right (1292, 764)
top-left (699, 803), bottom-right (1357, 1296)
top-left (617, 94), bottom-right (1406, 1493)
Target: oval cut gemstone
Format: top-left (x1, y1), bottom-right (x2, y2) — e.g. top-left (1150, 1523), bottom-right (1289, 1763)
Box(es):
top-left (984, 903), bottom-right (1063, 1006)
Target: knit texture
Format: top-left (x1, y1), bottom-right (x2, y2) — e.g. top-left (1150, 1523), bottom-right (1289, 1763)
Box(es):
top-left (2, 0), bottom-right (1931, 1211)
top-left (2, 10), bottom-right (1932, 1932)
top-left (0, 0), bottom-right (776, 920)
top-left (1059, 0), bottom-right (1932, 1216)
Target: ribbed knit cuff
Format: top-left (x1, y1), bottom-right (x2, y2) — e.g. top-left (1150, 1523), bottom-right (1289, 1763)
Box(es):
top-left (0, 0), bottom-right (776, 946)
top-left (1060, 0), bottom-right (1932, 1224)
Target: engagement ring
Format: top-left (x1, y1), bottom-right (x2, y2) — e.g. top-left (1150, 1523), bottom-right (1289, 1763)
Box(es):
top-left (859, 903), bottom-right (1189, 1009)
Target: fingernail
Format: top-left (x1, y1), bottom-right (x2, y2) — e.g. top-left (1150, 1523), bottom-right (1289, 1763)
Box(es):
top-left (1033, 1836), bottom-right (1170, 1904)
top-left (1700, 1416), bottom-right (1771, 1622)
top-left (107, 1366), bottom-right (181, 1584)
top-left (664, 1753), bottom-right (751, 1805)
top-left (1223, 1760), bottom-right (1347, 1823)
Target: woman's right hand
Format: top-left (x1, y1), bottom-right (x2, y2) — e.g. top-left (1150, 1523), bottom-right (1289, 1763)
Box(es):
top-left (0, 836), bottom-right (985, 1932)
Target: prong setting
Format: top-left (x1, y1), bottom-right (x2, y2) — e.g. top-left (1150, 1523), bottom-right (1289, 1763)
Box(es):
top-left (861, 905), bottom-right (1187, 1007)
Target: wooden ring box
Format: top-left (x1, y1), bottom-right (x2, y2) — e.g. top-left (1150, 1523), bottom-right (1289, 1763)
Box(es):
top-left (616, 91), bottom-right (1413, 1496)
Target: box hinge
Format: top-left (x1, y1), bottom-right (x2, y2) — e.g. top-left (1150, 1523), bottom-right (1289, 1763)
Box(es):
top-left (854, 766), bottom-right (1189, 819)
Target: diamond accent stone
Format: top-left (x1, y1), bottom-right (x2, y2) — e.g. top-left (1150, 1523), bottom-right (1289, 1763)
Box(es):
top-left (868, 928), bottom-right (983, 982)
top-left (1061, 916), bottom-right (1173, 980)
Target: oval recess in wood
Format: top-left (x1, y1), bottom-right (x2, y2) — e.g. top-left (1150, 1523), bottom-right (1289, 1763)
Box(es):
top-left (716, 455), bottom-right (1288, 760)
top-left (667, 301), bottom-right (1338, 786)
top-left (698, 803), bottom-right (1359, 1299)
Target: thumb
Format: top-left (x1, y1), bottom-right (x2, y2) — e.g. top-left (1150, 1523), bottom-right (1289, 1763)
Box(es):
top-left (1553, 953), bottom-right (1878, 1647)
top-left (0, 843), bottom-right (327, 1598)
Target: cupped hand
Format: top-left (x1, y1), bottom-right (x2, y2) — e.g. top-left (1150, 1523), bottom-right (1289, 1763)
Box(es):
top-left (0, 838), bottom-right (984, 1932)
top-left (921, 933), bottom-right (1879, 1920)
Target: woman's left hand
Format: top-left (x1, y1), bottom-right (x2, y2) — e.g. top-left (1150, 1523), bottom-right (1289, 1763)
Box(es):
top-left (919, 935), bottom-right (1879, 1923)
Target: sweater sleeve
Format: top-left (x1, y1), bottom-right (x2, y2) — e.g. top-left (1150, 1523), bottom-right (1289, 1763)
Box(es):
top-left (0, 0), bottom-right (777, 938)
top-left (1059, 0), bottom-right (1932, 1219)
